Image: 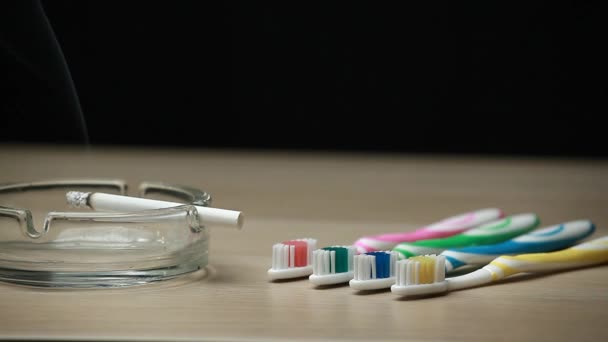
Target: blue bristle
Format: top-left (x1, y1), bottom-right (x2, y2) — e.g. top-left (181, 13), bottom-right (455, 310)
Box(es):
top-left (380, 252), bottom-right (390, 278)
top-left (367, 252), bottom-right (390, 279)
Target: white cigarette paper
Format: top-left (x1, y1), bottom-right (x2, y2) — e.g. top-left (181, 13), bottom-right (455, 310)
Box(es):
top-left (67, 191), bottom-right (243, 228)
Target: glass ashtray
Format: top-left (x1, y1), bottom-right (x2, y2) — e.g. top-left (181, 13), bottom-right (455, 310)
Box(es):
top-left (0, 179), bottom-right (210, 288)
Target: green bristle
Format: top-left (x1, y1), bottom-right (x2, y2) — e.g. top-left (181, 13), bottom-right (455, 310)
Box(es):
top-left (323, 246), bottom-right (348, 273)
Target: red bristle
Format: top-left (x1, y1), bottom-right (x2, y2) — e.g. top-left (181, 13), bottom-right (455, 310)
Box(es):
top-left (283, 240), bottom-right (308, 267)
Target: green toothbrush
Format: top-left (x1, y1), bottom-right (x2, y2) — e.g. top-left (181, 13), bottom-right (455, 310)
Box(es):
top-left (393, 213), bottom-right (540, 258)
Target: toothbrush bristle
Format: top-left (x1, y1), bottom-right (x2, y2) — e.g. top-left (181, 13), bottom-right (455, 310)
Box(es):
top-left (353, 251), bottom-right (398, 280)
top-left (271, 238), bottom-right (317, 270)
top-left (312, 246), bottom-right (355, 275)
top-left (284, 240), bottom-right (308, 267)
top-left (395, 254), bottom-right (446, 286)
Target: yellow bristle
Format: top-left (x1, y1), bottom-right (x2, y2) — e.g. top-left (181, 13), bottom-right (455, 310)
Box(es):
top-left (418, 258), bottom-right (426, 284)
top-left (424, 257), bottom-right (431, 284)
top-left (410, 255), bottom-right (436, 284)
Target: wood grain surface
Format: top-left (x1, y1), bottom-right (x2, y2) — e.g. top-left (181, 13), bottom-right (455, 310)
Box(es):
top-left (1, 144), bottom-right (607, 341)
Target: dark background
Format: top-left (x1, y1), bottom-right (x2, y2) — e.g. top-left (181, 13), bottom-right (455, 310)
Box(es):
top-left (1, 1), bottom-right (606, 157)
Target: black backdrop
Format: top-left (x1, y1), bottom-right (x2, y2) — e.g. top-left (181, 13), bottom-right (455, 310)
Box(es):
top-left (1, 1), bottom-right (606, 157)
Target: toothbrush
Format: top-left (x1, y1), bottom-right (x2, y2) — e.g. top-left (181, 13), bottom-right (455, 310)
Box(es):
top-left (391, 235), bottom-right (608, 297)
top-left (442, 220), bottom-right (595, 273)
top-left (349, 251), bottom-right (400, 290)
top-left (348, 214), bottom-right (538, 291)
top-left (309, 245), bottom-right (357, 285)
top-left (268, 238), bottom-right (317, 280)
top-left (354, 208), bottom-right (504, 253)
top-left (393, 213), bottom-right (540, 258)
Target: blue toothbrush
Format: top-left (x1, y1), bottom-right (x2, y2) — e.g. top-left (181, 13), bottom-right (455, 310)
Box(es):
top-left (441, 220), bottom-right (595, 273)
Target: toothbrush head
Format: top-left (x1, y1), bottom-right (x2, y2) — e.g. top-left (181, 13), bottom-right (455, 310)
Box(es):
top-left (349, 251), bottom-right (399, 290)
top-left (391, 255), bottom-right (449, 297)
top-left (309, 245), bottom-right (356, 285)
top-left (268, 238), bottom-right (317, 280)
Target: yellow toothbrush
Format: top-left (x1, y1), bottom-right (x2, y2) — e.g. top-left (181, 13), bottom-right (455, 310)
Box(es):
top-left (391, 235), bottom-right (608, 297)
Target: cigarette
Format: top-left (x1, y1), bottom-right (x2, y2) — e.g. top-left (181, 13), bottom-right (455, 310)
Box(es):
top-left (66, 191), bottom-right (243, 229)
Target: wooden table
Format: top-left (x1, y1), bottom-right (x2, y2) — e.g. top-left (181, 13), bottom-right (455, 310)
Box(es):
top-left (1, 144), bottom-right (607, 341)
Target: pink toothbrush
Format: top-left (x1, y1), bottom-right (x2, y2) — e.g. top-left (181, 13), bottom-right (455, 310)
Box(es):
top-left (354, 208), bottom-right (504, 253)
